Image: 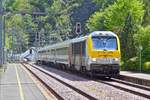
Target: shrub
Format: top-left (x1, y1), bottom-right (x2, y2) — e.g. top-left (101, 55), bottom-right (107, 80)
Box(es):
top-left (143, 62), bottom-right (150, 73)
top-left (126, 57), bottom-right (139, 71)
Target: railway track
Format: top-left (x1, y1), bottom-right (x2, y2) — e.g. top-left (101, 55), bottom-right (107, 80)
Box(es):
top-left (22, 63), bottom-right (64, 100)
top-left (22, 63), bottom-right (97, 100)
top-left (95, 78), bottom-right (150, 99)
top-left (25, 63), bottom-right (150, 99)
top-left (111, 78), bottom-right (150, 91)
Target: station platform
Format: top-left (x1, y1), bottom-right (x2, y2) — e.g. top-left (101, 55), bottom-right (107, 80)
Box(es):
top-left (119, 71), bottom-right (150, 87)
top-left (0, 63), bottom-right (47, 100)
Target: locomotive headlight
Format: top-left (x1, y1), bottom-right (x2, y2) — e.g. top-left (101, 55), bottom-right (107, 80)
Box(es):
top-left (92, 58), bottom-right (97, 62)
top-left (114, 58), bottom-right (119, 62)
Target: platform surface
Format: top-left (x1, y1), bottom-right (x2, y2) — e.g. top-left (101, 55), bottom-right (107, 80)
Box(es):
top-left (120, 71), bottom-right (150, 81)
top-left (0, 63), bottom-right (46, 100)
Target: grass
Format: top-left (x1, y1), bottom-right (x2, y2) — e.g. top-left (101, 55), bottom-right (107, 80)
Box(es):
top-left (0, 65), bottom-right (5, 78)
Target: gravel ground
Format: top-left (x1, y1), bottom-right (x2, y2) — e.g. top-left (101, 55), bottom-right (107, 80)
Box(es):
top-left (32, 64), bottom-right (149, 100)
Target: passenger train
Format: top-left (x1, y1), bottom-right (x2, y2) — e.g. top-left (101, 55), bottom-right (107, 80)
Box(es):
top-left (36, 31), bottom-right (121, 77)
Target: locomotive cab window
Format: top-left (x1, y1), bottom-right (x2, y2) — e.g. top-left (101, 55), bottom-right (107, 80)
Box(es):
top-left (30, 49), bottom-right (32, 54)
top-left (92, 36), bottom-right (117, 50)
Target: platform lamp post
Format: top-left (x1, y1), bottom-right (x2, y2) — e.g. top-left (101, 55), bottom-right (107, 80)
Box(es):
top-left (3, 15), bottom-right (6, 64)
top-left (0, 0), bottom-right (3, 66)
top-left (139, 45), bottom-right (143, 72)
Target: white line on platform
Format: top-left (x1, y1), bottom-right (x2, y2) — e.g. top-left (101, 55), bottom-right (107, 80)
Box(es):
top-left (15, 64), bottom-right (25, 100)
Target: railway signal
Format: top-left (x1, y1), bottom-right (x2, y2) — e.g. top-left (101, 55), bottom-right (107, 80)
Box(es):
top-left (75, 22), bottom-right (81, 35)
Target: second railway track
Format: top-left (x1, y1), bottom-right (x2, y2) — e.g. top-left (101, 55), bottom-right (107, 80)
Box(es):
top-left (96, 78), bottom-right (150, 99)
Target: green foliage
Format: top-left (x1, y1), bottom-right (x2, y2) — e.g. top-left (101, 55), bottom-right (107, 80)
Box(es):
top-left (134, 25), bottom-right (150, 48)
top-left (93, 0), bottom-right (116, 9)
top-left (86, 12), bottom-right (105, 32)
top-left (4, 0), bottom-right (83, 49)
top-left (144, 62), bottom-right (150, 73)
top-left (134, 26), bottom-right (150, 70)
top-left (122, 58), bottom-right (150, 73)
top-left (29, 0), bottom-right (50, 12)
top-left (125, 57), bottom-right (139, 71)
top-left (46, 0), bottom-right (82, 42)
top-left (142, 48), bottom-right (150, 61)
top-left (87, 0), bottom-right (149, 72)
top-left (142, 0), bottom-right (150, 26)
top-left (3, 0), bottom-right (15, 11)
top-left (5, 32), bottom-right (12, 49)
top-left (5, 14), bottom-right (31, 51)
top-left (12, 0), bottom-right (32, 12)
top-left (3, 0), bottom-right (150, 73)
top-left (88, 0), bottom-right (144, 34)
top-left (105, 0), bottom-right (144, 33)
top-left (87, 0), bottom-right (145, 62)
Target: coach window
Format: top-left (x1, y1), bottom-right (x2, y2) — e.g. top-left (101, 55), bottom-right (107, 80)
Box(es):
top-left (82, 41), bottom-right (86, 56)
top-left (62, 47), bottom-right (67, 55)
top-left (52, 49), bottom-right (55, 55)
top-left (73, 42), bottom-right (81, 55)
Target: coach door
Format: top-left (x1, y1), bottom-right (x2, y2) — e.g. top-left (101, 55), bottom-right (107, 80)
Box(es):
top-left (72, 41), bottom-right (86, 70)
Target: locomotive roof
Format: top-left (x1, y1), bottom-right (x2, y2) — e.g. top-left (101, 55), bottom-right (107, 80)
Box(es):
top-left (91, 31), bottom-right (117, 37)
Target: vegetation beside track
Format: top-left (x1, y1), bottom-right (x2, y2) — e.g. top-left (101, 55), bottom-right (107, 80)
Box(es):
top-left (2, 0), bottom-right (150, 72)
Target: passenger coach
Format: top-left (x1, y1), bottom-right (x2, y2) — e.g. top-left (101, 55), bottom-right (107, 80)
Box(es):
top-left (37, 31), bottom-right (121, 77)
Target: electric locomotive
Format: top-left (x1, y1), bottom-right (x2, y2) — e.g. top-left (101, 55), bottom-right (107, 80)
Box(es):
top-left (37, 31), bottom-right (121, 77)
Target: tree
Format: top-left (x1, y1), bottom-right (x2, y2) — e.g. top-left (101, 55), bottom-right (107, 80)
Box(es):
top-left (5, 14), bottom-right (30, 51)
top-left (134, 25), bottom-right (150, 68)
top-left (12, 0), bottom-right (32, 13)
top-left (87, 0), bottom-right (144, 59)
top-left (142, 0), bottom-right (150, 26)
top-left (46, 0), bottom-right (83, 42)
top-left (104, 0), bottom-right (144, 33)
top-left (93, 0), bottom-right (116, 9)
top-left (134, 25), bottom-right (150, 48)
top-left (86, 12), bottom-right (105, 32)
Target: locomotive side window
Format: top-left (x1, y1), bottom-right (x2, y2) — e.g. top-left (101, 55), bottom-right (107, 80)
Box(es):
top-left (81, 41), bottom-right (86, 56)
top-left (72, 42), bottom-right (81, 55)
top-left (72, 41), bottom-right (86, 55)
top-left (75, 43), bottom-right (80, 54)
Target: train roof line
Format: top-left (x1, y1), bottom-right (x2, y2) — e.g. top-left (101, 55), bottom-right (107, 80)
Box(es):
top-left (38, 31), bottom-right (117, 51)
top-left (91, 31), bottom-right (117, 37)
top-left (38, 36), bottom-right (88, 51)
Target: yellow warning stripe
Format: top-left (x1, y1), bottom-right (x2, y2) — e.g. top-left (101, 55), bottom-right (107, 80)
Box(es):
top-left (15, 65), bottom-right (25, 100)
top-left (21, 64), bottom-right (52, 100)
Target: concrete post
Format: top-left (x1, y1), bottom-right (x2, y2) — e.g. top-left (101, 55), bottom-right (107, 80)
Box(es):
top-left (139, 45), bottom-right (143, 72)
top-left (0, 0), bottom-right (3, 66)
top-left (3, 15), bottom-right (5, 64)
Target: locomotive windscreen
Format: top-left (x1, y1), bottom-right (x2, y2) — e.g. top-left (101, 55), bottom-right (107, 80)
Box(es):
top-left (92, 36), bottom-right (117, 50)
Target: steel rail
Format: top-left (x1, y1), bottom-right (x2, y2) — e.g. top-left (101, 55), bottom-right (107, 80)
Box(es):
top-left (25, 63), bottom-right (97, 100)
top-left (96, 79), bottom-right (150, 99)
top-left (111, 78), bottom-right (150, 91)
top-left (21, 63), bottom-right (64, 100)
top-left (117, 75), bottom-right (150, 87)
top-left (28, 63), bottom-right (150, 99)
